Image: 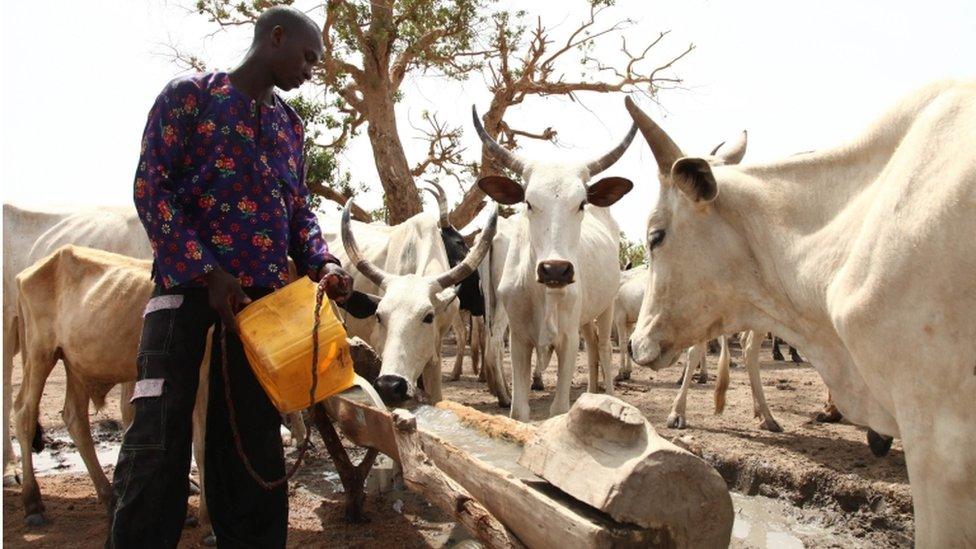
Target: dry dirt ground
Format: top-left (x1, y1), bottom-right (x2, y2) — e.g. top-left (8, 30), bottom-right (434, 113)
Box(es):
top-left (3, 337), bottom-right (912, 548)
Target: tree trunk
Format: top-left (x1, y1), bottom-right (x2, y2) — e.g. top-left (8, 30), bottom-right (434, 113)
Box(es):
top-left (450, 98), bottom-right (512, 229)
top-left (364, 92), bottom-right (422, 225)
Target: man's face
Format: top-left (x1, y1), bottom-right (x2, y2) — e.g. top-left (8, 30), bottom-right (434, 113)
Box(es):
top-left (269, 24), bottom-right (324, 91)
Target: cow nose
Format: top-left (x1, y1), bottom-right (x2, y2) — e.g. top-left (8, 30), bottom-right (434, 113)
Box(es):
top-left (374, 375), bottom-right (410, 404)
top-left (537, 260), bottom-right (575, 286)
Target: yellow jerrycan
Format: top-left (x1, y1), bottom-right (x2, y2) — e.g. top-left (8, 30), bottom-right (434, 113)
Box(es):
top-left (237, 277), bottom-right (356, 414)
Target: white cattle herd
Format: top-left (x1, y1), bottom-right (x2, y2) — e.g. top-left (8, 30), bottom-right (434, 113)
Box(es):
top-left (2, 80), bottom-right (973, 546)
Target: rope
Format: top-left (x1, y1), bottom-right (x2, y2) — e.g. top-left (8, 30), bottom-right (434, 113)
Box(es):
top-left (219, 277), bottom-right (328, 490)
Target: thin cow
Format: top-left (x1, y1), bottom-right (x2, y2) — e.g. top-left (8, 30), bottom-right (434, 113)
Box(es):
top-left (625, 82), bottom-right (976, 547)
top-left (474, 105), bottom-right (637, 421)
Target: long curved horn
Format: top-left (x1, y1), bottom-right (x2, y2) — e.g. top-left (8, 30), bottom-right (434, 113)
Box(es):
top-left (341, 200), bottom-right (394, 289)
top-left (717, 130), bottom-right (748, 165)
top-left (586, 122), bottom-right (638, 177)
top-left (423, 187), bottom-right (450, 228)
top-left (624, 96), bottom-right (683, 174)
top-left (427, 181), bottom-right (451, 228)
top-left (434, 209), bottom-right (498, 290)
top-left (471, 105), bottom-right (525, 175)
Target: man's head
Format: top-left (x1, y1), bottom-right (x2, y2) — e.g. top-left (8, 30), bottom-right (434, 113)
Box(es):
top-left (252, 6), bottom-right (324, 91)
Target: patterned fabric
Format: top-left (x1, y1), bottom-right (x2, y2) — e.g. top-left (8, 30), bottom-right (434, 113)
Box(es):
top-left (134, 72), bottom-right (336, 289)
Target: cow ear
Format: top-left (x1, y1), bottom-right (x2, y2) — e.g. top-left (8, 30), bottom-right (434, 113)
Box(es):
top-left (672, 157), bottom-right (717, 202)
top-left (478, 176), bottom-right (524, 205)
top-left (587, 176), bottom-right (633, 207)
top-left (434, 286), bottom-right (458, 310)
top-left (339, 291), bottom-right (380, 319)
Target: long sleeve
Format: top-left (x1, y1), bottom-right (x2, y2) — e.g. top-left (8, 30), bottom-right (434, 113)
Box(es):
top-left (288, 150), bottom-right (339, 279)
top-left (134, 79), bottom-right (219, 288)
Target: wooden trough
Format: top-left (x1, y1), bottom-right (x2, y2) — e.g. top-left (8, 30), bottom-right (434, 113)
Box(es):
top-left (311, 340), bottom-right (733, 548)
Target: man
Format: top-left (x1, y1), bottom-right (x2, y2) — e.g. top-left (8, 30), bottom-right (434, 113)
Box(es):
top-left (108, 7), bottom-right (352, 548)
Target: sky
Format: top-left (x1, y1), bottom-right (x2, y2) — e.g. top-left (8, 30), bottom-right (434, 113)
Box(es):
top-left (1, 0), bottom-right (974, 241)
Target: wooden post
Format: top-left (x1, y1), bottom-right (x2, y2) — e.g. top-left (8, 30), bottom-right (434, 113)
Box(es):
top-left (310, 403), bottom-right (379, 523)
top-left (391, 409), bottom-right (524, 549)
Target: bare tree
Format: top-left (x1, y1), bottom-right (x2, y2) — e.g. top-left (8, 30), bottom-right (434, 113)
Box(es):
top-left (449, 5), bottom-right (694, 228)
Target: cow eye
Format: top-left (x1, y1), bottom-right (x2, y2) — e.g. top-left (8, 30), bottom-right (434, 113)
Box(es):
top-left (648, 229), bottom-right (666, 251)
top-left (422, 312), bottom-right (434, 324)
top-left (526, 201), bottom-right (533, 211)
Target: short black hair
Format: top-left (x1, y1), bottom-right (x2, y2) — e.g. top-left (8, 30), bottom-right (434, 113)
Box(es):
top-left (253, 6), bottom-right (320, 42)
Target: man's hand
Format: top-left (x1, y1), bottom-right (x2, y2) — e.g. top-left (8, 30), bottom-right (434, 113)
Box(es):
top-left (204, 268), bottom-right (252, 334)
top-left (317, 262), bottom-right (353, 304)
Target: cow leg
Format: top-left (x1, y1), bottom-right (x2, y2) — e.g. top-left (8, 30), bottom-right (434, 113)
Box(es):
top-left (550, 331), bottom-right (577, 417)
top-left (815, 391), bottom-right (844, 423)
top-left (714, 335), bottom-right (731, 414)
top-left (595, 308), bottom-right (616, 395)
top-left (580, 324), bottom-right (600, 393)
top-left (484, 312), bottom-right (511, 406)
top-left (743, 331), bottom-right (782, 432)
top-left (695, 341), bottom-right (708, 384)
top-left (469, 317), bottom-right (482, 377)
top-left (3, 319), bottom-right (19, 485)
top-left (771, 336), bottom-right (785, 361)
top-left (509, 339), bottom-right (534, 421)
top-left (119, 382), bottom-right (135, 430)
top-left (14, 345), bottom-right (56, 525)
top-left (450, 315), bottom-right (466, 381)
top-left (62, 368), bottom-right (112, 506)
top-left (532, 345), bottom-right (550, 391)
top-left (193, 343), bottom-right (211, 532)
top-left (789, 345), bottom-right (803, 363)
top-left (421, 356), bottom-right (443, 404)
top-left (666, 348), bottom-right (698, 429)
top-left (614, 317), bottom-right (632, 382)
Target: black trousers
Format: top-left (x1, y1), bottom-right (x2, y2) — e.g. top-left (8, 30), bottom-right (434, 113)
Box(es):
top-left (107, 286), bottom-right (287, 549)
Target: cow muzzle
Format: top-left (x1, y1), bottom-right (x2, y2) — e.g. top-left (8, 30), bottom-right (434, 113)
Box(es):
top-left (536, 260), bottom-right (575, 287)
top-left (374, 374), bottom-right (411, 404)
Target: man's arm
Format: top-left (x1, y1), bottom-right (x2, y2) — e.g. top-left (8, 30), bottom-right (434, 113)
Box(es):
top-left (134, 79), bottom-right (220, 288)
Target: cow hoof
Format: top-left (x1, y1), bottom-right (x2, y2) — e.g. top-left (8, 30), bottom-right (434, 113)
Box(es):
top-left (695, 373), bottom-right (707, 384)
top-left (531, 377), bottom-right (544, 391)
top-left (759, 418), bottom-right (783, 433)
top-left (3, 472), bottom-right (19, 487)
top-left (25, 513), bottom-right (48, 527)
top-left (772, 350), bottom-right (784, 362)
top-left (815, 409), bottom-right (843, 423)
top-left (790, 352), bottom-right (802, 363)
top-left (675, 373), bottom-right (685, 386)
top-left (613, 371), bottom-right (630, 382)
top-left (729, 361), bottom-right (739, 369)
top-left (202, 532), bottom-right (217, 546)
top-left (449, 374), bottom-right (461, 382)
top-left (185, 515), bottom-right (199, 528)
top-left (666, 413), bottom-right (686, 430)
top-left (867, 429), bottom-right (894, 457)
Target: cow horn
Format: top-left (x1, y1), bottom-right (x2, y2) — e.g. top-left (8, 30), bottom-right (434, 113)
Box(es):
top-left (341, 200), bottom-right (393, 289)
top-left (716, 130), bottom-right (748, 165)
top-left (624, 96), bottom-right (683, 174)
top-left (423, 181), bottom-right (451, 228)
top-left (434, 208), bottom-right (498, 290)
top-left (472, 105), bottom-right (525, 175)
top-left (586, 122), bottom-right (638, 177)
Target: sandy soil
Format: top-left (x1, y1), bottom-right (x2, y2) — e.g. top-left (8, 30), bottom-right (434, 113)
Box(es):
top-left (3, 337), bottom-right (912, 547)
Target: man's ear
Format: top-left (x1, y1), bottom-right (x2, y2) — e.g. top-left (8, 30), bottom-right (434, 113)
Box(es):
top-left (587, 176), bottom-right (634, 207)
top-left (339, 291), bottom-right (380, 319)
top-left (478, 176), bottom-right (524, 205)
top-left (671, 157), bottom-right (718, 202)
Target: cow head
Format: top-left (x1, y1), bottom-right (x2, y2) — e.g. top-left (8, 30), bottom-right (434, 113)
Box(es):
top-left (624, 96), bottom-right (754, 370)
top-left (472, 106), bottom-right (636, 290)
top-left (340, 201), bottom-right (498, 404)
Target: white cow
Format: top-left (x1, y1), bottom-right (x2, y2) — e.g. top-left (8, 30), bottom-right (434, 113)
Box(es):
top-left (473, 106), bottom-right (637, 421)
top-left (2, 204), bottom-right (152, 483)
top-left (625, 82), bottom-right (976, 546)
top-left (320, 202), bottom-right (497, 404)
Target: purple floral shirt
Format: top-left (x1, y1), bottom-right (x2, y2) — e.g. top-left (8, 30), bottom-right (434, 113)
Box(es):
top-left (134, 72), bottom-right (336, 289)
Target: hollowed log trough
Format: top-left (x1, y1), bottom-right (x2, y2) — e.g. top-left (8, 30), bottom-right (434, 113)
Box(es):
top-left (318, 387), bottom-right (733, 549)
